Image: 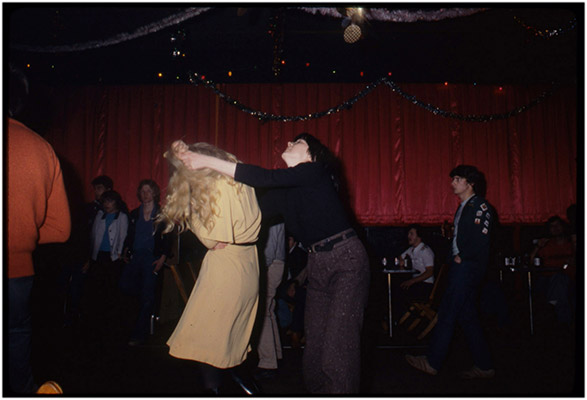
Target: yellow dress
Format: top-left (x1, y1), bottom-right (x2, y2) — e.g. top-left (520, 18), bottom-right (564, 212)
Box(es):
top-left (167, 177), bottom-right (261, 368)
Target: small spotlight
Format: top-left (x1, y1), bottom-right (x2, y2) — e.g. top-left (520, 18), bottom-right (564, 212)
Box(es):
top-left (281, 60), bottom-right (286, 65)
top-left (305, 62), bottom-right (310, 67)
top-left (157, 73), bottom-right (163, 78)
top-left (26, 64), bottom-right (31, 68)
top-left (347, 7), bottom-right (363, 19)
top-left (228, 71), bottom-right (232, 77)
top-left (444, 82), bottom-right (448, 86)
top-left (388, 72), bottom-right (392, 76)
top-left (360, 71), bottom-right (364, 77)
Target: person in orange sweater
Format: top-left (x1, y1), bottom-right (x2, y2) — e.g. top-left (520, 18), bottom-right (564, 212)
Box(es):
top-left (8, 65), bottom-right (71, 394)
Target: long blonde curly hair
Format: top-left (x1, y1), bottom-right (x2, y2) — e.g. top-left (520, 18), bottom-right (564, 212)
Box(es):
top-left (157, 142), bottom-right (242, 235)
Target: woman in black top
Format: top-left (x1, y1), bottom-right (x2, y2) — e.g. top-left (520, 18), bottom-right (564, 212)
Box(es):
top-left (171, 133), bottom-right (369, 394)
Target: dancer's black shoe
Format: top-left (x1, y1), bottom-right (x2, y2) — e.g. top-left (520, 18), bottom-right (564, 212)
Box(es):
top-left (230, 370), bottom-right (261, 395)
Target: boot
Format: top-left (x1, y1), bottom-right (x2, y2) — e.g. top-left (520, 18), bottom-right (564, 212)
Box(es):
top-left (230, 369), bottom-right (261, 395)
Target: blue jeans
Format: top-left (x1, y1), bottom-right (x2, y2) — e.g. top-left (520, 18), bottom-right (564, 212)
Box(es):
top-left (427, 260), bottom-right (493, 371)
top-left (8, 276), bottom-right (36, 394)
top-left (119, 251), bottom-right (158, 341)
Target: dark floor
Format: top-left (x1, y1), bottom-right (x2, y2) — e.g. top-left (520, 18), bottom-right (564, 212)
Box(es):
top-left (22, 269), bottom-right (584, 397)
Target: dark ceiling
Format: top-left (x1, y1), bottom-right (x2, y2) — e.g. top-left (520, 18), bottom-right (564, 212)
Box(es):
top-left (6, 5), bottom-right (582, 86)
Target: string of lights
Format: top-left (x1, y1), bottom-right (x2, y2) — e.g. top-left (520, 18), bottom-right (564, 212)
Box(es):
top-left (270, 10), bottom-right (286, 77)
top-left (513, 16), bottom-right (577, 39)
top-left (188, 72), bottom-right (557, 123)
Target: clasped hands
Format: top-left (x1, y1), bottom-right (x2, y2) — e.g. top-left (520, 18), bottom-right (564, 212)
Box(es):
top-left (171, 140), bottom-right (203, 170)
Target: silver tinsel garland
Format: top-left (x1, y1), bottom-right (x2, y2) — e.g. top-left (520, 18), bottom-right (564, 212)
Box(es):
top-left (11, 7), bottom-right (488, 53)
top-left (11, 7), bottom-right (211, 53)
top-left (297, 7), bottom-right (487, 22)
top-left (188, 73), bottom-right (557, 123)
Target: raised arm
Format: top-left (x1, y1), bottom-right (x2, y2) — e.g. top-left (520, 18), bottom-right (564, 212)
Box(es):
top-left (172, 140), bottom-right (237, 177)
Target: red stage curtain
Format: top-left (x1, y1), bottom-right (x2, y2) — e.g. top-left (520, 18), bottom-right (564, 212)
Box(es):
top-left (40, 83), bottom-right (577, 225)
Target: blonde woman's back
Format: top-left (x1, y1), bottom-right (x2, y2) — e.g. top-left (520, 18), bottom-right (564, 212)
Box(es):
top-left (167, 172), bottom-right (262, 368)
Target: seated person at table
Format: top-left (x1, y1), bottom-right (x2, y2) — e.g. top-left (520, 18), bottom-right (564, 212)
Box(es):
top-left (397, 225), bottom-right (435, 312)
top-left (529, 215), bottom-right (575, 325)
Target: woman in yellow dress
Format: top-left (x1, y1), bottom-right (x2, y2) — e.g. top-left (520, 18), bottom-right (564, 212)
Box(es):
top-left (158, 142), bottom-right (261, 394)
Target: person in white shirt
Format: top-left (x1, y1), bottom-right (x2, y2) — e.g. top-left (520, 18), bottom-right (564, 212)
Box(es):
top-left (399, 224), bottom-right (434, 293)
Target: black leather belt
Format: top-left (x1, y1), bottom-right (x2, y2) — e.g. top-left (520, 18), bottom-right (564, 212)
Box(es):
top-left (308, 229), bottom-right (356, 253)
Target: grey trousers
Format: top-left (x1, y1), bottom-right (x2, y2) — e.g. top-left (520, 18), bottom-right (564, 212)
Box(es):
top-left (302, 236), bottom-right (370, 393)
top-left (257, 260), bottom-right (285, 369)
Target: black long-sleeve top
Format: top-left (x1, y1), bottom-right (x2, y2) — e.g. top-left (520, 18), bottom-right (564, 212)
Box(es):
top-left (235, 162), bottom-right (351, 248)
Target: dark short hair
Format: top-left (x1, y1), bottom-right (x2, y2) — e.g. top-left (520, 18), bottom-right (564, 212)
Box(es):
top-left (449, 165), bottom-right (487, 197)
top-left (99, 190), bottom-right (123, 211)
top-left (407, 224), bottom-right (423, 238)
top-left (293, 133), bottom-right (333, 164)
top-left (137, 179), bottom-right (161, 204)
top-left (91, 175), bottom-right (113, 190)
top-left (546, 215), bottom-right (568, 237)
top-left (547, 215), bottom-right (563, 225)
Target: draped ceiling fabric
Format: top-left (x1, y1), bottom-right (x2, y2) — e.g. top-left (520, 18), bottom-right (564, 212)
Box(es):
top-left (41, 83), bottom-right (577, 226)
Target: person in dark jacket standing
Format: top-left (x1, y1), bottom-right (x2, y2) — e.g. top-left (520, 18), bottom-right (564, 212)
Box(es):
top-left (406, 165), bottom-right (495, 379)
top-left (169, 133), bottom-right (370, 394)
top-left (120, 179), bottom-right (171, 346)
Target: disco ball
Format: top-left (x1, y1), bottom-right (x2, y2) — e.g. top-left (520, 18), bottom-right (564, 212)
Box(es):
top-left (344, 24), bottom-right (362, 43)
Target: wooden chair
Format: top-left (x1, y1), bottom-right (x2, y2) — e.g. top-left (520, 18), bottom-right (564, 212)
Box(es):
top-left (167, 262), bottom-right (199, 305)
top-left (398, 263), bottom-right (449, 339)
top-left (168, 264), bottom-right (190, 304)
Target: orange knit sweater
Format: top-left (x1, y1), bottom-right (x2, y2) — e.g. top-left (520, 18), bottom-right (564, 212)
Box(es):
top-left (7, 118), bottom-right (71, 278)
